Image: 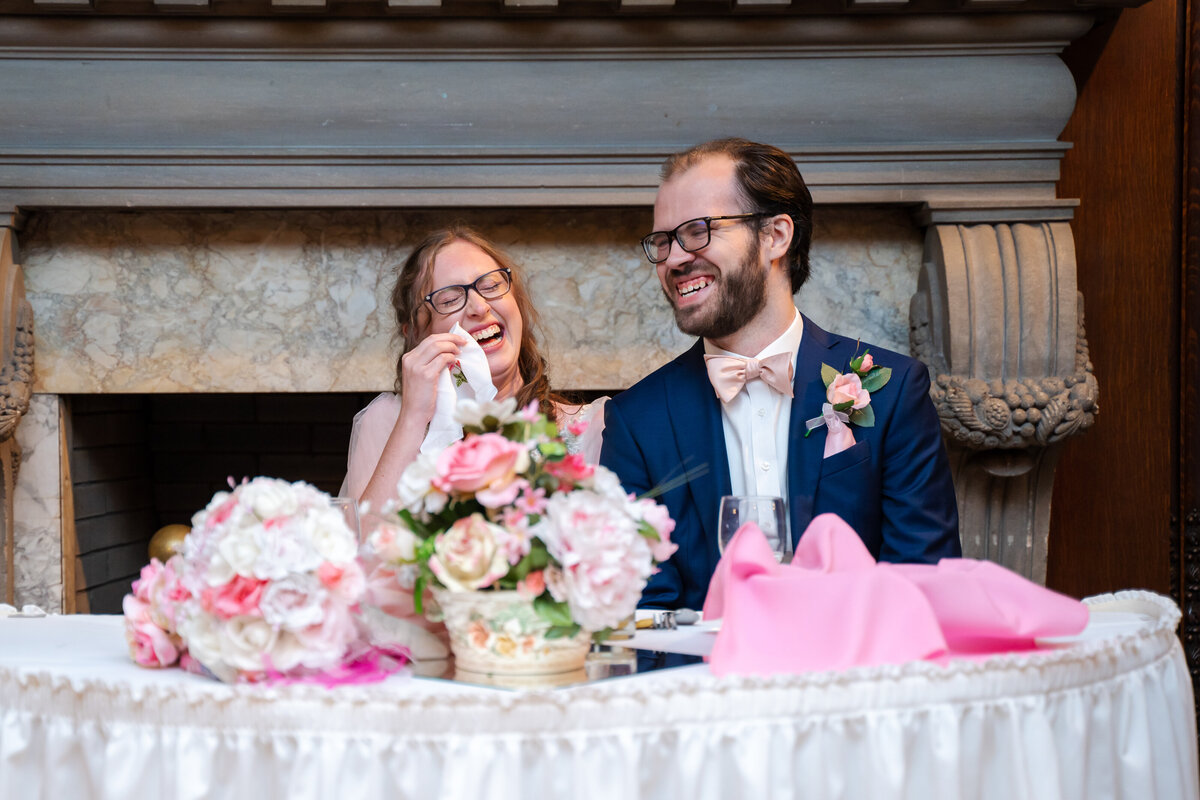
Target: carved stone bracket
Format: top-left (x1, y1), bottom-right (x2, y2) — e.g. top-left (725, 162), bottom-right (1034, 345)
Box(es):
top-left (0, 218), bottom-right (33, 604)
top-left (911, 216), bottom-right (1097, 584)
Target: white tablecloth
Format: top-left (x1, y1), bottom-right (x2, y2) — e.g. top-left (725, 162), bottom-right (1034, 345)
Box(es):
top-left (0, 591), bottom-right (1196, 800)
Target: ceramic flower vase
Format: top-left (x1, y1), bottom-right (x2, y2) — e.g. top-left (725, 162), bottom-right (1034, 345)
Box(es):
top-left (433, 588), bottom-right (590, 676)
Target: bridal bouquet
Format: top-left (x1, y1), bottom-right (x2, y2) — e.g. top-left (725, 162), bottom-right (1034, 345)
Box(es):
top-left (371, 399), bottom-right (676, 640)
top-left (122, 477), bottom-right (392, 684)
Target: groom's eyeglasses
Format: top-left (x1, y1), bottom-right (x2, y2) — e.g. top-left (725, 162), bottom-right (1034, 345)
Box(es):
top-left (640, 214), bottom-right (767, 264)
top-left (424, 267), bottom-right (513, 315)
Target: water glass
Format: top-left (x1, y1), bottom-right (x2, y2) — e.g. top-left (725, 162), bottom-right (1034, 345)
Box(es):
top-left (717, 495), bottom-right (790, 562)
top-left (330, 496), bottom-right (363, 545)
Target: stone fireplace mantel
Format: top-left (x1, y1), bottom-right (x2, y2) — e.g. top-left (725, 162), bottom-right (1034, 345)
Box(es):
top-left (0, 7), bottom-right (1114, 607)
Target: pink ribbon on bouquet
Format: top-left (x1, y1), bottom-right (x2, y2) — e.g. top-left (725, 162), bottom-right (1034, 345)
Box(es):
top-left (702, 514), bottom-right (1089, 677)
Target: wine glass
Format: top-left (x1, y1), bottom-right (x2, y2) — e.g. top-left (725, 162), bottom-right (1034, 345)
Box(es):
top-left (330, 496), bottom-right (363, 546)
top-left (717, 495), bottom-right (790, 562)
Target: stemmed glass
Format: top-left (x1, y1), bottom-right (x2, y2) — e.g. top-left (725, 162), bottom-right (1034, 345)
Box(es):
top-left (717, 495), bottom-right (790, 563)
top-left (330, 496), bottom-right (363, 546)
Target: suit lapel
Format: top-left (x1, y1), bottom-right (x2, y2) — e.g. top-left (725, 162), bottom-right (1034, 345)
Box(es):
top-left (787, 315), bottom-right (841, 544)
top-left (665, 341), bottom-right (731, 555)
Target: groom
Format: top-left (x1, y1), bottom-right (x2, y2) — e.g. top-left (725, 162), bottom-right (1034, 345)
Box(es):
top-left (599, 138), bottom-right (961, 610)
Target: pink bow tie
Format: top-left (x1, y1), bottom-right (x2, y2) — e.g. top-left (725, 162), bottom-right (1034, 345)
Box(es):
top-left (703, 352), bottom-right (795, 403)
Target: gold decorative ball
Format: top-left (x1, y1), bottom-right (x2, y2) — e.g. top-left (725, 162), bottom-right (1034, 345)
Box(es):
top-left (149, 524), bottom-right (190, 563)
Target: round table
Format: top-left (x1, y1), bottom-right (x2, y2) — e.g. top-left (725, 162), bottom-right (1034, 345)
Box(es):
top-left (1, 591), bottom-right (1196, 800)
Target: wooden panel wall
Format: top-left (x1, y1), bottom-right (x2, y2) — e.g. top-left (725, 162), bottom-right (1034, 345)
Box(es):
top-left (1048, 0), bottom-right (1181, 598)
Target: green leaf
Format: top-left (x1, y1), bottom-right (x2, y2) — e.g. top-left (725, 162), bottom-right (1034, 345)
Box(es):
top-left (533, 595), bottom-right (575, 627)
top-left (544, 624), bottom-right (582, 640)
top-left (638, 520), bottom-right (662, 542)
top-left (832, 400), bottom-right (854, 414)
top-left (590, 628), bottom-right (614, 644)
top-left (527, 545), bottom-right (550, 570)
top-left (397, 508), bottom-right (431, 540)
top-left (820, 363), bottom-right (840, 387)
top-left (850, 403), bottom-right (875, 428)
top-left (538, 441), bottom-right (567, 458)
top-left (413, 574), bottom-right (427, 615)
top-left (860, 366), bottom-right (892, 394)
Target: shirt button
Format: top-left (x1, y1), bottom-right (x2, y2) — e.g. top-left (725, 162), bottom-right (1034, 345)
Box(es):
top-left (760, 461), bottom-right (770, 471)
top-left (757, 408), bottom-right (767, 418)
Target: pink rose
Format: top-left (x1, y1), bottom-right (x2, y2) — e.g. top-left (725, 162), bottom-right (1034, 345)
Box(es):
top-left (317, 559), bottom-right (366, 605)
top-left (123, 595), bottom-right (180, 668)
top-left (476, 477), bottom-right (528, 510)
top-left (201, 574), bottom-right (267, 619)
top-left (546, 454), bottom-right (594, 487)
top-left (827, 372), bottom-right (870, 410)
top-left (567, 419), bottom-right (589, 437)
top-left (858, 353), bottom-right (874, 373)
top-left (428, 513), bottom-right (510, 592)
top-left (517, 570), bottom-right (546, 599)
top-left (433, 433), bottom-right (527, 495)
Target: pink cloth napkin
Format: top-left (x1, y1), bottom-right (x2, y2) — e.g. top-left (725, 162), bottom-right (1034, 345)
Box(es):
top-left (702, 514), bottom-right (1089, 676)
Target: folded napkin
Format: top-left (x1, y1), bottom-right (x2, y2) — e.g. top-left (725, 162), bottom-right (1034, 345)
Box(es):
top-left (420, 322), bottom-right (496, 454)
top-left (702, 513), bottom-right (1089, 676)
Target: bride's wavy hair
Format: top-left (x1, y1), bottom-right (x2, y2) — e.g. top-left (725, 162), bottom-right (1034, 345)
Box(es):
top-left (391, 225), bottom-right (570, 417)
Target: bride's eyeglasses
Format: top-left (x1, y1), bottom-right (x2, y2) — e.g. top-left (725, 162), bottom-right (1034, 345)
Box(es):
top-left (424, 267), bottom-right (513, 315)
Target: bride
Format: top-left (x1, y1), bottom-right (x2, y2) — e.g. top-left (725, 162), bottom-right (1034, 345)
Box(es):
top-left (343, 225), bottom-right (606, 509)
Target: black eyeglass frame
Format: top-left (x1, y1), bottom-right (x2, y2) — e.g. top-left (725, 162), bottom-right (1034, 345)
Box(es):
top-left (640, 213), bottom-right (768, 264)
top-left (423, 267), bottom-right (513, 315)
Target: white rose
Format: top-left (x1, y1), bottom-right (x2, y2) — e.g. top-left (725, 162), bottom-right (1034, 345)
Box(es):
top-left (252, 519), bottom-right (322, 580)
top-left (216, 527), bottom-right (260, 578)
top-left (218, 615), bottom-right (280, 672)
top-left (397, 451), bottom-right (449, 516)
top-left (205, 551), bottom-right (236, 587)
top-left (453, 397), bottom-right (520, 429)
top-left (265, 630), bottom-right (309, 673)
top-left (177, 608), bottom-right (236, 682)
top-left (259, 574), bottom-right (328, 629)
top-left (309, 508), bottom-right (357, 564)
top-left (240, 478), bottom-right (300, 520)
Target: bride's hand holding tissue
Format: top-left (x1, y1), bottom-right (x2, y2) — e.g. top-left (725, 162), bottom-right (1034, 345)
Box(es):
top-left (343, 226), bottom-right (607, 513)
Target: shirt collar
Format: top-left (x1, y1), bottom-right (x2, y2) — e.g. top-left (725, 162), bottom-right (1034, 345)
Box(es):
top-left (703, 307), bottom-right (803, 361)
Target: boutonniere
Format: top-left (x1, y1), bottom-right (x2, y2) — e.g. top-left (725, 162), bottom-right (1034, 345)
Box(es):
top-left (805, 349), bottom-right (892, 453)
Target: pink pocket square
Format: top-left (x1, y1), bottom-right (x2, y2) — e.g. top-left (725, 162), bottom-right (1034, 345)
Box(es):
top-left (703, 513), bottom-right (1089, 677)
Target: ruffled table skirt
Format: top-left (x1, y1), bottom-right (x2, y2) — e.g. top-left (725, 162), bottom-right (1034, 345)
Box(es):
top-left (1, 592), bottom-right (1196, 800)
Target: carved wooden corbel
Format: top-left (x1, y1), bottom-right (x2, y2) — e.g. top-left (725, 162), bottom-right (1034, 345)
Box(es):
top-left (910, 217), bottom-right (1097, 583)
top-left (0, 218), bottom-right (33, 605)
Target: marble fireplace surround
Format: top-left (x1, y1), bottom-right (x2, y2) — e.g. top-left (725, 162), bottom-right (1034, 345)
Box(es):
top-left (0, 9), bottom-right (1110, 610)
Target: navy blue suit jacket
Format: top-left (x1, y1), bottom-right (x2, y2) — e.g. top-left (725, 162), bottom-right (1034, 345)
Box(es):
top-left (599, 316), bottom-right (961, 610)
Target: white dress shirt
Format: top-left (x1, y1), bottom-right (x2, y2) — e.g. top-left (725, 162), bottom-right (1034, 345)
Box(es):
top-left (703, 308), bottom-right (804, 508)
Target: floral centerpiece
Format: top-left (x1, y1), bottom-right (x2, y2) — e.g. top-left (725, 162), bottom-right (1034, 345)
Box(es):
top-left (122, 477), bottom-right (402, 684)
top-left (368, 399), bottom-right (676, 675)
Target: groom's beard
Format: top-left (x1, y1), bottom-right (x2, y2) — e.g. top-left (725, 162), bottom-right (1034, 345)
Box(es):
top-left (669, 238), bottom-right (767, 341)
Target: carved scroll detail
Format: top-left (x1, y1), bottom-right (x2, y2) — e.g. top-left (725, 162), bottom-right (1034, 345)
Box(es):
top-left (912, 294), bottom-right (1098, 450)
top-left (910, 221), bottom-right (1096, 583)
top-left (0, 225), bottom-right (32, 604)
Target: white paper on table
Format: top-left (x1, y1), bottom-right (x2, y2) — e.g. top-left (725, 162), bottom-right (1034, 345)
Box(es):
top-left (419, 322), bottom-right (497, 454)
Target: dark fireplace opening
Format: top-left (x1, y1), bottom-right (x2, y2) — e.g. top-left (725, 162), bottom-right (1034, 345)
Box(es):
top-left (65, 389), bottom-right (613, 613)
top-left (67, 392), bottom-right (374, 613)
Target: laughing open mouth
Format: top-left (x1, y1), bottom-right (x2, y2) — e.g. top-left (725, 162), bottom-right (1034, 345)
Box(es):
top-left (472, 323), bottom-right (504, 347)
top-left (678, 276), bottom-right (713, 298)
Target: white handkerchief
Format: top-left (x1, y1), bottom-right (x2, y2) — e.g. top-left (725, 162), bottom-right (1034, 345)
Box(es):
top-left (419, 322), bottom-right (497, 454)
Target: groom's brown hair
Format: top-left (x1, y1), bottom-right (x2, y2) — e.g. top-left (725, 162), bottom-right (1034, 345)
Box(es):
top-left (661, 137), bottom-right (814, 294)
